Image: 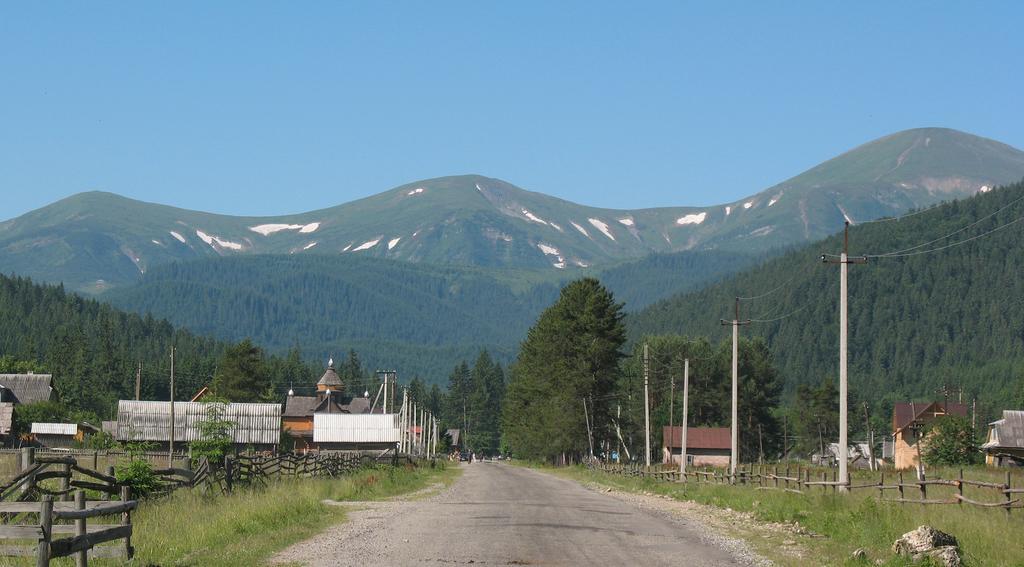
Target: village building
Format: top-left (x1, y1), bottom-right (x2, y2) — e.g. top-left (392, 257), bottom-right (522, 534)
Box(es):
top-left (661, 426), bottom-right (731, 467)
top-left (283, 359), bottom-right (373, 451)
top-left (115, 400), bottom-right (282, 452)
top-left (811, 442), bottom-right (880, 469)
top-left (0, 373), bottom-right (56, 442)
top-left (30, 422), bottom-right (100, 449)
top-left (313, 413), bottom-right (400, 451)
top-left (982, 410), bottom-right (1024, 467)
top-left (446, 428), bottom-right (462, 459)
top-left (892, 401), bottom-right (968, 470)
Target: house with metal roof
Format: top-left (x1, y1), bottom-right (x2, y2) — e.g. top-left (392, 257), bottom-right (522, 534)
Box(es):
top-left (662, 426), bottom-right (731, 467)
top-left (31, 422), bottom-right (100, 448)
top-left (0, 373), bottom-right (56, 439)
top-left (983, 410), bottom-right (1024, 467)
top-left (115, 400), bottom-right (282, 452)
top-left (313, 414), bottom-right (400, 451)
top-left (283, 359), bottom-right (374, 451)
top-left (891, 401), bottom-right (968, 470)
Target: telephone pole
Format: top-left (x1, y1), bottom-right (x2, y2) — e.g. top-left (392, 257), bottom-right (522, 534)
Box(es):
top-left (680, 358), bottom-right (689, 478)
top-left (168, 345), bottom-right (176, 468)
top-left (822, 221), bottom-right (866, 492)
top-left (643, 343), bottom-right (651, 467)
top-left (721, 298), bottom-right (750, 481)
top-left (135, 362), bottom-right (142, 401)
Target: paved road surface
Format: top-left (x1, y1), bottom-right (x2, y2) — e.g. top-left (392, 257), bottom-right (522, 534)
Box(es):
top-left (274, 462), bottom-right (755, 566)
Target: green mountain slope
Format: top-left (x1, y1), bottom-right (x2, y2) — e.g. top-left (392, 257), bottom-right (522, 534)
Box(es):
top-left (628, 180), bottom-right (1024, 413)
top-left (3, 128), bottom-right (1020, 294)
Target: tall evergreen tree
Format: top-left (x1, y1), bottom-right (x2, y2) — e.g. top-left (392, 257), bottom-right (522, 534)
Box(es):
top-left (503, 278), bottom-right (625, 461)
top-left (211, 339), bottom-right (270, 402)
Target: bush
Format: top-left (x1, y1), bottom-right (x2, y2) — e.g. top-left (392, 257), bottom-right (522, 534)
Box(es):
top-left (115, 458), bottom-right (161, 496)
top-left (922, 416), bottom-right (980, 466)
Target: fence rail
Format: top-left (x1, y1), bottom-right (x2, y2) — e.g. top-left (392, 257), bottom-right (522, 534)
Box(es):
top-left (592, 462), bottom-right (1021, 514)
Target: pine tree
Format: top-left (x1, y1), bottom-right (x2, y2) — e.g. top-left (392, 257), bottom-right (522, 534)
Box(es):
top-left (211, 339), bottom-right (270, 402)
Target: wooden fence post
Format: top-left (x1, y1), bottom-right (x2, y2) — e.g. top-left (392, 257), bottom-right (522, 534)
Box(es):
top-left (821, 471), bottom-right (827, 494)
top-left (898, 472), bottom-right (904, 503)
top-left (1006, 471), bottom-right (1013, 518)
top-left (957, 469), bottom-right (963, 508)
top-left (832, 469), bottom-right (838, 495)
top-left (37, 495), bottom-right (52, 567)
top-left (74, 490), bottom-right (87, 567)
top-left (121, 486), bottom-right (134, 560)
top-left (879, 471), bottom-right (884, 500)
top-left (224, 457), bottom-right (234, 494)
top-left (784, 465), bottom-right (790, 491)
top-left (59, 463), bottom-right (71, 502)
top-left (920, 471), bottom-right (927, 507)
top-left (22, 447), bottom-right (36, 496)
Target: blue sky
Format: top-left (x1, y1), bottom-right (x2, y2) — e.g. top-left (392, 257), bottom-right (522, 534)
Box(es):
top-left (2, 2), bottom-right (1022, 219)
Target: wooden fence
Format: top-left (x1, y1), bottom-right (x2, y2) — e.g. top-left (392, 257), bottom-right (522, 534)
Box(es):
top-left (592, 462), bottom-right (1023, 514)
top-left (0, 449), bottom-right (405, 564)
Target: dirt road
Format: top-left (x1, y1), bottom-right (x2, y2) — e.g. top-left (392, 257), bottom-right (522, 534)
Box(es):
top-left (272, 462), bottom-right (764, 566)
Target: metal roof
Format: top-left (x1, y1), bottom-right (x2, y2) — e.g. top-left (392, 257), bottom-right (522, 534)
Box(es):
top-left (116, 400), bottom-right (281, 445)
top-left (0, 374), bottom-right (54, 405)
top-left (32, 422), bottom-right (78, 436)
top-left (893, 402), bottom-right (967, 432)
top-left (313, 413), bottom-right (400, 443)
top-left (983, 410), bottom-right (1024, 450)
top-left (662, 426), bottom-right (731, 450)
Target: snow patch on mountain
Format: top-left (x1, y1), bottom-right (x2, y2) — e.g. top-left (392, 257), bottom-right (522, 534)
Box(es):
top-left (725, 206), bottom-right (732, 216)
top-left (768, 194), bottom-right (781, 207)
top-left (588, 218), bottom-right (615, 241)
top-left (675, 212), bottom-right (707, 225)
top-left (388, 237), bottom-right (401, 250)
top-left (195, 230), bottom-right (243, 250)
top-left (618, 218), bottom-right (634, 226)
top-left (521, 209), bottom-right (549, 225)
top-left (836, 204), bottom-right (854, 224)
top-left (151, 240), bottom-right (162, 246)
top-left (575, 259), bottom-right (589, 268)
top-left (250, 224), bottom-right (303, 236)
top-left (342, 243), bottom-right (353, 252)
top-left (299, 222), bottom-right (320, 233)
top-left (352, 238), bottom-right (382, 251)
top-left (169, 231), bottom-right (186, 243)
top-left (303, 241), bottom-right (318, 250)
top-left (549, 222), bottom-right (563, 232)
top-left (407, 187), bottom-right (425, 196)
top-left (743, 201), bottom-right (754, 209)
top-left (570, 222), bottom-right (590, 238)
top-left (750, 226), bottom-right (774, 237)
top-left (979, 185), bottom-right (992, 193)
top-left (537, 243), bottom-right (560, 256)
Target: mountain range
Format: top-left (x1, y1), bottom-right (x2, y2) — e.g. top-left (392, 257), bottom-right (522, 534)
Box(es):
top-left (3, 128), bottom-right (1021, 294)
top-left (2, 126), bottom-right (1024, 381)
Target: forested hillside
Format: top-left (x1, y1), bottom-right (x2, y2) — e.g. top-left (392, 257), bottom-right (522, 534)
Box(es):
top-left (629, 179), bottom-right (1024, 417)
top-left (104, 255), bottom-right (562, 380)
top-left (0, 274), bottom-right (325, 419)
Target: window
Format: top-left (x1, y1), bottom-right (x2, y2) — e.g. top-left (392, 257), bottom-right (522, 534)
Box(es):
top-left (686, 454), bottom-right (694, 465)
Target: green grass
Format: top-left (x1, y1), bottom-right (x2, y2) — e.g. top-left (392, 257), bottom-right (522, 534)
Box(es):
top-left (0, 462), bottom-right (458, 567)
top-left (556, 466), bottom-right (1024, 567)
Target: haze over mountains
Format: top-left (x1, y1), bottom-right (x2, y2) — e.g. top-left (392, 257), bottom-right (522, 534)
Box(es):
top-left (3, 128), bottom-right (1020, 294)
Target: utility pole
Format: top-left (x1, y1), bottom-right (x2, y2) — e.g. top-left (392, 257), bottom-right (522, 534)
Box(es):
top-left (135, 362), bottom-right (142, 401)
top-left (168, 345), bottom-right (175, 468)
top-left (680, 358), bottom-right (689, 478)
top-left (643, 343), bottom-right (651, 468)
top-left (721, 298), bottom-right (750, 481)
top-left (863, 402), bottom-right (874, 471)
top-left (822, 221), bottom-right (866, 492)
top-left (583, 398), bottom-right (594, 459)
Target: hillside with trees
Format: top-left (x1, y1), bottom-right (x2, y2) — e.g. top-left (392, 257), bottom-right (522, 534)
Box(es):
top-left (629, 179), bottom-right (1024, 423)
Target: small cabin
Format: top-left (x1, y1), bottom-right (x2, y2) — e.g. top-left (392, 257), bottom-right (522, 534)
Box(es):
top-left (892, 401), bottom-right (967, 470)
top-left (983, 410), bottom-right (1024, 467)
top-left (31, 422), bottom-right (100, 448)
top-left (662, 426), bottom-right (731, 467)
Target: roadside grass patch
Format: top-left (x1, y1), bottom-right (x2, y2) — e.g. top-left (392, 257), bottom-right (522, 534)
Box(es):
top-left (556, 466), bottom-right (1024, 566)
top-left (12, 462), bottom-right (459, 567)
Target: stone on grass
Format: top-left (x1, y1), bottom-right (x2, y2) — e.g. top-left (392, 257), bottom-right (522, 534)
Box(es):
top-left (892, 526), bottom-right (961, 567)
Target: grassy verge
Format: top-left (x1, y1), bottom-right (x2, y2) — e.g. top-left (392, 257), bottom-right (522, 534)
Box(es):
top-left (1, 462), bottom-right (458, 567)
top-left (554, 466), bottom-right (1023, 567)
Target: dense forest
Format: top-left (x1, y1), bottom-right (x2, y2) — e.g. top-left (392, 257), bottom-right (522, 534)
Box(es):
top-left (629, 180), bottom-right (1024, 423)
top-left (0, 273), bottom-right (334, 420)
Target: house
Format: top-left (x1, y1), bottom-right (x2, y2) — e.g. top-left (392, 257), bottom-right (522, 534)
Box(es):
top-left (31, 422), bottom-right (100, 448)
top-left (662, 426), bottom-right (731, 467)
top-left (446, 428), bottom-right (462, 458)
top-left (892, 401), bottom-right (968, 470)
top-left (313, 413), bottom-right (400, 451)
top-left (811, 442), bottom-right (880, 469)
top-left (115, 400), bottom-right (282, 452)
top-left (982, 410), bottom-right (1024, 467)
top-left (0, 373), bottom-right (56, 439)
top-left (283, 359), bottom-right (373, 451)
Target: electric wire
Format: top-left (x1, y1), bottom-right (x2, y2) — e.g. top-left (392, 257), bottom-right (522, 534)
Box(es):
top-left (867, 214), bottom-right (1024, 259)
top-left (750, 302), bottom-right (811, 323)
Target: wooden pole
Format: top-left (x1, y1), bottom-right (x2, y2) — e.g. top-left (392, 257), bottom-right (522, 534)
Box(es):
top-left (74, 490), bottom-right (87, 567)
top-left (169, 345), bottom-right (175, 468)
top-left (680, 358), bottom-right (689, 479)
top-left (121, 486), bottom-right (134, 559)
top-left (37, 495), bottom-right (53, 567)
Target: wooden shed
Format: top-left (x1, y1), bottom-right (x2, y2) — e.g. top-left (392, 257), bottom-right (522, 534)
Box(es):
top-left (983, 410), bottom-right (1024, 467)
top-left (662, 426), bottom-right (731, 467)
top-left (0, 373), bottom-right (55, 438)
top-left (115, 400), bottom-right (282, 452)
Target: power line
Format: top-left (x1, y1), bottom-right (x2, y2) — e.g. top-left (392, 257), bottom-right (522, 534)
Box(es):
top-left (868, 214), bottom-right (1024, 259)
top-left (865, 193), bottom-right (1024, 258)
top-left (750, 303), bottom-right (811, 323)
